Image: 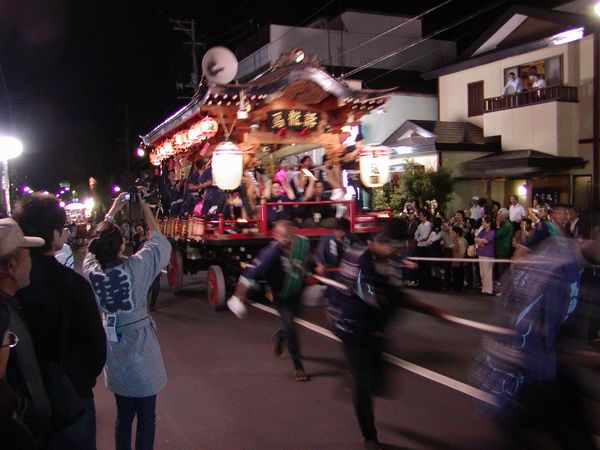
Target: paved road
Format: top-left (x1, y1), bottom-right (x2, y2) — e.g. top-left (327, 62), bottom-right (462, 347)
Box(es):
top-left (92, 274), bottom-right (599, 450)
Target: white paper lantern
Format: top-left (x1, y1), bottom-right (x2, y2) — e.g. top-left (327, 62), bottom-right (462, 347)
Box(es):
top-left (212, 141), bottom-right (243, 190)
top-left (359, 145), bottom-right (390, 188)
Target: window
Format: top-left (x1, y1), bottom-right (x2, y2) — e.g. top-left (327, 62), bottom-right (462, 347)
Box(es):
top-left (502, 55), bottom-right (563, 90)
top-left (468, 81), bottom-right (484, 117)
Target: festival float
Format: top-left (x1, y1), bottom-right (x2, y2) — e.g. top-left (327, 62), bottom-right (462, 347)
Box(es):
top-left (141, 47), bottom-right (393, 309)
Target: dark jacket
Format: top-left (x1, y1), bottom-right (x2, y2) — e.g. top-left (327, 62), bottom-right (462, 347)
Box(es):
top-left (3, 291), bottom-right (51, 444)
top-left (17, 255), bottom-right (106, 400)
top-left (329, 242), bottom-right (405, 337)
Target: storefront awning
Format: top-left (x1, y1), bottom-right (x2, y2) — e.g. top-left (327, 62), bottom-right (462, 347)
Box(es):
top-left (457, 149), bottom-right (586, 179)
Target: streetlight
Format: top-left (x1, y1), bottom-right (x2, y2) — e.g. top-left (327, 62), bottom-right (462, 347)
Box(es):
top-left (0, 136), bottom-right (23, 215)
top-left (136, 147), bottom-right (145, 158)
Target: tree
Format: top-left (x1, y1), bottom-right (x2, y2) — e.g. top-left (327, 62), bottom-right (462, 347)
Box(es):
top-left (373, 161), bottom-right (455, 215)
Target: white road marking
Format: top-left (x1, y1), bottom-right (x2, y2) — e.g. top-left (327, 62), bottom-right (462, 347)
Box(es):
top-left (250, 302), bottom-right (500, 407)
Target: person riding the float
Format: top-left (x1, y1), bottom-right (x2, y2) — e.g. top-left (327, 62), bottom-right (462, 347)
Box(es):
top-left (263, 179), bottom-right (296, 226)
top-left (299, 177), bottom-right (336, 228)
top-left (198, 160), bottom-right (227, 218)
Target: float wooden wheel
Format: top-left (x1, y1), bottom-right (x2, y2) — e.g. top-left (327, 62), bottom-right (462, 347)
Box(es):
top-left (207, 265), bottom-right (226, 310)
top-left (167, 248), bottom-right (184, 294)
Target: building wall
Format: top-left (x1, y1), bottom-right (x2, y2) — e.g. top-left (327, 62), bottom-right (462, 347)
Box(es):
top-left (578, 34), bottom-right (594, 140)
top-left (483, 101), bottom-right (579, 155)
top-left (360, 94), bottom-right (438, 144)
top-left (338, 12), bottom-right (422, 38)
top-left (237, 21), bottom-right (456, 79)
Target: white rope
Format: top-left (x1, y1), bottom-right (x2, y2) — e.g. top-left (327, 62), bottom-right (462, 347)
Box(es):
top-left (408, 256), bottom-right (555, 265)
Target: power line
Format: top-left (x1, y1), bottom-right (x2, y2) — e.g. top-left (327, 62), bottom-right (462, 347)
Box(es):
top-left (340, 0), bottom-right (507, 79)
top-left (363, 22), bottom-right (491, 87)
top-left (333, 0), bottom-right (453, 62)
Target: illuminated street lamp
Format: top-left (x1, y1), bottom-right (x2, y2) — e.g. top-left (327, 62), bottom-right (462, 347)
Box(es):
top-left (0, 136), bottom-right (23, 215)
top-left (136, 147), bottom-right (145, 158)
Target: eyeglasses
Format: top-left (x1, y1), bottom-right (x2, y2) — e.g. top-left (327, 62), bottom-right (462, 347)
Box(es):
top-left (1, 332), bottom-right (18, 349)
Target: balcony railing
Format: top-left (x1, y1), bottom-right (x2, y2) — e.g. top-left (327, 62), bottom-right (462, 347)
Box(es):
top-left (484, 85), bottom-right (578, 113)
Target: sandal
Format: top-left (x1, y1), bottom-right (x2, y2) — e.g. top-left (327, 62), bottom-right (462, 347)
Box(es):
top-left (295, 369), bottom-right (310, 382)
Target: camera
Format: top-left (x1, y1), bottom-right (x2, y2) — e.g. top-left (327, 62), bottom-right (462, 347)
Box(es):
top-left (128, 187), bottom-right (141, 204)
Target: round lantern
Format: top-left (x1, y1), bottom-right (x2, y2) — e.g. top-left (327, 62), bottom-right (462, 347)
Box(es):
top-left (359, 145), bottom-right (390, 188)
top-left (212, 141), bottom-right (243, 190)
top-left (187, 122), bottom-right (204, 144)
top-left (149, 152), bottom-right (161, 166)
top-left (162, 141), bottom-right (175, 156)
top-left (173, 131), bottom-right (188, 149)
top-left (198, 116), bottom-right (218, 138)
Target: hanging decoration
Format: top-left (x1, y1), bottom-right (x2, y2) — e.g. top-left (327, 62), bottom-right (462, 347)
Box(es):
top-left (359, 145), bottom-right (390, 188)
top-left (150, 116), bottom-right (219, 165)
top-left (212, 141), bottom-right (243, 190)
top-left (198, 116), bottom-right (219, 138)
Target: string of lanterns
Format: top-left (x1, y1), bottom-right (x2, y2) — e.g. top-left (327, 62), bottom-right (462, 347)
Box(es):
top-left (150, 116), bottom-right (219, 165)
top-left (149, 114), bottom-right (391, 191)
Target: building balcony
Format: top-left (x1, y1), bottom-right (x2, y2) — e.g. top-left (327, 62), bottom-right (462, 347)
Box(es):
top-left (484, 85), bottom-right (578, 113)
top-left (482, 90), bottom-right (579, 156)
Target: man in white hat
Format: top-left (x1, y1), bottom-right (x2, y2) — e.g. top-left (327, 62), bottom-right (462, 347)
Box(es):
top-left (0, 218), bottom-right (51, 444)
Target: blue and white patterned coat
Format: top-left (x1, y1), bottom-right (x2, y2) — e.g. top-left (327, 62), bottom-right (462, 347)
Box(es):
top-left (84, 231), bottom-right (171, 397)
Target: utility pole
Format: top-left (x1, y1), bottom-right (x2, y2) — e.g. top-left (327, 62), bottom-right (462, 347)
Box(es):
top-left (170, 18), bottom-right (205, 97)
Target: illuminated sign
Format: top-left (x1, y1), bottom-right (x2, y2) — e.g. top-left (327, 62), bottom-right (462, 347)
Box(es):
top-left (267, 109), bottom-right (320, 132)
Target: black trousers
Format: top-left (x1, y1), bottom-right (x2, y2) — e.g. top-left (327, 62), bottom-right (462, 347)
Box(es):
top-left (339, 331), bottom-right (384, 441)
top-left (451, 266), bottom-right (464, 292)
top-left (274, 296), bottom-right (303, 370)
top-left (415, 246), bottom-right (431, 287)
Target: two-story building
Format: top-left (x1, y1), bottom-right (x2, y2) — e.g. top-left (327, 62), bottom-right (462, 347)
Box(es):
top-left (410, 3), bottom-right (600, 222)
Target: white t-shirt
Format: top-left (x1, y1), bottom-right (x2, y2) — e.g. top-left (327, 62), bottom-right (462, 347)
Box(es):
top-left (414, 221), bottom-right (432, 247)
top-left (470, 205), bottom-right (483, 220)
top-left (509, 203), bottom-right (526, 222)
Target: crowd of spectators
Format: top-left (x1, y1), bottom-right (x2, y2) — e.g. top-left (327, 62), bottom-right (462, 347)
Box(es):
top-left (400, 195), bottom-right (585, 296)
top-left (0, 192), bottom-right (170, 449)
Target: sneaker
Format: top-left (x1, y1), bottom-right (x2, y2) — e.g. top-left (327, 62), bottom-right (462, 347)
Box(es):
top-left (227, 296), bottom-right (247, 319)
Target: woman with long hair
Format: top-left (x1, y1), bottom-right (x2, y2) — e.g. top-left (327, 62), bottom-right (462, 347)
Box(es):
top-left (84, 194), bottom-right (171, 450)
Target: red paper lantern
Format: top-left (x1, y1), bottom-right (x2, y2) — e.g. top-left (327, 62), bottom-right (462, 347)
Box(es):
top-left (199, 116), bottom-right (218, 138)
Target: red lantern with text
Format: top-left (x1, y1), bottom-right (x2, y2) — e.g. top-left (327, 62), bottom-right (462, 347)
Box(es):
top-left (359, 145), bottom-right (390, 188)
top-left (199, 116), bottom-right (218, 138)
top-left (162, 140), bottom-right (175, 156)
top-left (212, 142), bottom-right (243, 190)
top-left (173, 131), bottom-right (188, 149)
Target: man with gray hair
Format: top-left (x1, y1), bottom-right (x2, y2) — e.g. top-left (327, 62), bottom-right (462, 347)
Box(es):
top-left (0, 218), bottom-right (51, 444)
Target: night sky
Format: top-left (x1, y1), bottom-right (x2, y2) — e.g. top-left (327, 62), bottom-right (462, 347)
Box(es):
top-left (0, 0), bottom-right (564, 193)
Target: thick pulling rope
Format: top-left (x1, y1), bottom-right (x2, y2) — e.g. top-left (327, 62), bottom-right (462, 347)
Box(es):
top-left (239, 262), bottom-right (513, 335)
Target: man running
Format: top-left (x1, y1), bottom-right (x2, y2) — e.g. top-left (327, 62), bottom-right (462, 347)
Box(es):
top-left (329, 229), bottom-right (447, 449)
top-left (227, 220), bottom-right (311, 381)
